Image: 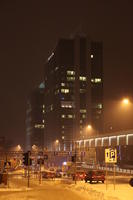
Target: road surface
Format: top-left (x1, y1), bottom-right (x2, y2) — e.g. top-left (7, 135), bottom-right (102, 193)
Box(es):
top-left (0, 180), bottom-right (89, 200)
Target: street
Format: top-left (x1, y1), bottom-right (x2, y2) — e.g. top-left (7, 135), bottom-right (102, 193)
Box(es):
top-left (0, 173), bottom-right (133, 200)
top-left (0, 179), bottom-right (89, 200)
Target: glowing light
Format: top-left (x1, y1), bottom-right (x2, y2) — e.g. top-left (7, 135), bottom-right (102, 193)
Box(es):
top-left (17, 145), bottom-right (21, 151)
top-left (87, 125), bottom-right (92, 130)
top-left (122, 98), bottom-right (129, 105)
top-left (55, 140), bottom-right (59, 144)
top-left (47, 52), bottom-right (54, 61)
top-left (63, 161), bottom-right (67, 165)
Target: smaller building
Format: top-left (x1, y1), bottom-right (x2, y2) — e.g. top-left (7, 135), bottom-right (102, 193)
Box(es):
top-left (26, 82), bottom-right (45, 151)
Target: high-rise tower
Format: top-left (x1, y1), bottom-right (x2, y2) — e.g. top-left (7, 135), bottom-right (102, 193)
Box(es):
top-left (44, 35), bottom-right (103, 150)
top-left (26, 82), bottom-right (45, 151)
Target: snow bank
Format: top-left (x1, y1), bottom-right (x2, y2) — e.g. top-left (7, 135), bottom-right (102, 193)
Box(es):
top-left (64, 181), bottom-right (133, 200)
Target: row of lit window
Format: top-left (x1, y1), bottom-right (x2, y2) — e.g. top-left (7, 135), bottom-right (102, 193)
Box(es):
top-left (96, 103), bottom-right (102, 109)
top-left (61, 101), bottom-right (75, 108)
top-left (67, 70), bottom-right (75, 75)
top-left (61, 89), bottom-right (69, 93)
top-left (34, 124), bottom-right (44, 129)
top-left (91, 78), bottom-right (102, 83)
top-left (66, 76), bottom-right (87, 82)
top-left (61, 114), bottom-right (74, 119)
top-left (56, 88), bottom-right (86, 95)
top-left (80, 89), bottom-right (86, 93)
top-left (80, 109), bottom-right (86, 113)
top-left (79, 76), bottom-right (87, 81)
top-left (67, 77), bottom-right (75, 81)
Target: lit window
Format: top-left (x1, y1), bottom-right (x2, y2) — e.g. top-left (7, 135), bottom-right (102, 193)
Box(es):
top-left (68, 114), bottom-right (73, 118)
top-left (43, 105), bottom-right (45, 108)
top-left (91, 78), bottom-right (101, 83)
top-left (42, 120), bottom-right (44, 123)
top-left (55, 89), bottom-right (59, 95)
top-left (61, 89), bottom-right (69, 93)
top-left (80, 89), bottom-right (86, 93)
top-left (80, 109), bottom-right (86, 113)
top-left (82, 114), bottom-right (86, 118)
top-left (92, 103), bottom-right (103, 109)
top-left (91, 54), bottom-right (93, 58)
top-left (67, 77), bottom-right (75, 81)
top-left (61, 101), bottom-right (74, 108)
top-left (79, 76), bottom-right (87, 81)
top-left (62, 125), bottom-right (65, 128)
top-left (61, 115), bottom-right (66, 118)
top-left (98, 104), bottom-right (102, 109)
top-left (67, 70), bottom-right (75, 75)
top-left (50, 104), bottom-right (53, 111)
top-left (55, 67), bottom-right (59, 71)
top-left (34, 124), bottom-right (44, 129)
top-left (80, 120), bottom-right (83, 124)
top-left (97, 110), bottom-right (102, 114)
top-left (61, 83), bottom-right (65, 86)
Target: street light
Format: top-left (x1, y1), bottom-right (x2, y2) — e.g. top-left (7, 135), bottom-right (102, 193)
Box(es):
top-left (55, 140), bottom-right (60, 151)
top-left (106, 97), bottom-right (132, 132)
top-left (87, 124), bottom-right (92, 130)
top-left (17, 145), bottom-right (22, 151)
top-left (32, 145), bottom-right (38, 152)
top-left (55, 139), bottom-right (59, 144)
top-left (83, 124), bottom-right (93, 139)
top-left (122, 98), bottom-right (129, 105)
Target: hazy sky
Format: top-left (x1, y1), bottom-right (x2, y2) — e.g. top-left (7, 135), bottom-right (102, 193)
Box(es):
top-left (0, 0), bottom-right (133, 145)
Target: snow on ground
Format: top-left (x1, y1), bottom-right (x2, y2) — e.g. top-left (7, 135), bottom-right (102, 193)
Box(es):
top-left (65, 180), bottom-right (133, 200)
top-left (0, 175), bottom-right (133, 200)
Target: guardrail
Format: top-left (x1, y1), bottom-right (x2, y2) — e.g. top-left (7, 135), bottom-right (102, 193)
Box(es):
top-left (84, 165), bottom-right (133, 175)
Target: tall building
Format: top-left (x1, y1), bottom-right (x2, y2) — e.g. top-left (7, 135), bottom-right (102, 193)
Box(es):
top-left (26, 82), bottom-right (45, 151)
top-left (44, 34), bottom-right (103, 150)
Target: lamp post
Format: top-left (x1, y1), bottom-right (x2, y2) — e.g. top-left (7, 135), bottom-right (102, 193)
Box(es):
top-left (85, 124), bottom-right (92, 139)
top-left (55, 140), bottom-right (60, 151)
top-left (122, 98), bottom-right (129, 105)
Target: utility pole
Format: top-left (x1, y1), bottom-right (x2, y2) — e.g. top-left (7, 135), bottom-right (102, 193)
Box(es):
top-left (39, 159), bottom-right (42, 184)
top-left (74, 141), bottom-right (77, 184)
top-left (27, 151), bottom-right (30, 188)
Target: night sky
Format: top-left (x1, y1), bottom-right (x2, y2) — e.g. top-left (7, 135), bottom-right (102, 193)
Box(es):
top-left (0, 0), bottom-right (133, 146)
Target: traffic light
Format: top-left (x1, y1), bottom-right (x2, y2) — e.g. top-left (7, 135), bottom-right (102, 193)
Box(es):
top-left (23, 152), bottom-right (28, 166)
top-left (23, 152), bottom-right (32, 166)
top-left (71, 155), bottom-right (76, 162)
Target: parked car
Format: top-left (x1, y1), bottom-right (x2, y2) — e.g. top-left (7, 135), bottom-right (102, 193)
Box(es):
top-left (129, 178), bottom-right (133, 187)
top-left (85, 170), bottom-right (105, 183)
top-left (42, 171), bottom-right (55, 179)
top-left (73, 171), bottom-right (86, 181)
top-left (55, 172), bottom-right (62, 178)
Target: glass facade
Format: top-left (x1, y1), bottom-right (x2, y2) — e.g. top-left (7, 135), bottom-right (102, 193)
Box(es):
top-left (44, 35), bottom-right (103, 150)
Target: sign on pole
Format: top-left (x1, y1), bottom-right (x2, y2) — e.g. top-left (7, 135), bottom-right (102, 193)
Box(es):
top-left (105, 148), bottom-right (117, 163)
top-left (105, 148), bottom-right (117, 191)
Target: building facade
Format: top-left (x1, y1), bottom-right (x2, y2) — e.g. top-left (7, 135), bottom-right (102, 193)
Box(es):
top-left (26, 82), bottom-right (45, 151)
top-left (44, 35), bottom-right (103, 150)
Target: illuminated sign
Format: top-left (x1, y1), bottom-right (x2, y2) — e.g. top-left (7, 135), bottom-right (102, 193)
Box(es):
top-left (105, 148), bottom-right (117, 163)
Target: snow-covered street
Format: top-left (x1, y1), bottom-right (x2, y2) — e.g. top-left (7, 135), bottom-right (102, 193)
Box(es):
top-left (0, 174), bottom-right (133, 200)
